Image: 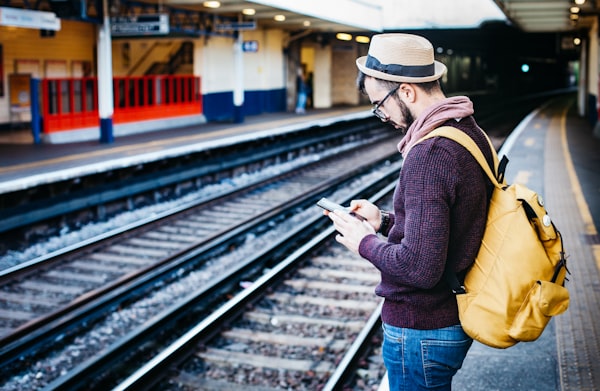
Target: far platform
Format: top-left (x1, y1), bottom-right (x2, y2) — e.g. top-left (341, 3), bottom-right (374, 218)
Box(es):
top-left (0, 106), bottom-right (371, 194)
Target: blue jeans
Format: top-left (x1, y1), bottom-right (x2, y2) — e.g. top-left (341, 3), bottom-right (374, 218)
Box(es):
top-left (296, 92), bottom-right (307, 112)
top-left (382, 323), bottom-right (472, 391)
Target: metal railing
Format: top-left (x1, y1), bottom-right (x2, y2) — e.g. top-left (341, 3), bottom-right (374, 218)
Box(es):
top-left (40, 75), bottom-right (201, 133)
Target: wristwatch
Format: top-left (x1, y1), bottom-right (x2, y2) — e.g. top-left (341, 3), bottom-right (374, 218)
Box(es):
top-left (378, 210), bottom-right (391, 234)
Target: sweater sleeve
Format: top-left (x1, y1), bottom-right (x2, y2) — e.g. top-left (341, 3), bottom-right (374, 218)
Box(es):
top-left (358, 141), bottom-right (459, 289)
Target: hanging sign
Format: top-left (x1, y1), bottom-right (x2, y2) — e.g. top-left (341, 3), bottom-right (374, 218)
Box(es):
top-left (215, 21), bottom-right (256, 31)
top-left (111, 14), bottom-right (169, 36)
top-left (0, 7), bottom-right (60, 30)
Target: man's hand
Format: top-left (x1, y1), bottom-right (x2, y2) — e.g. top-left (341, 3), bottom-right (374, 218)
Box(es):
top-left (327, 209), bottom-right (376, 254)
top-left (348, 199), bottom-right (383, 232)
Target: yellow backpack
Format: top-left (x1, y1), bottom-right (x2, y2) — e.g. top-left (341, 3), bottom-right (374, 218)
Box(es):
top-left (420, 126), bottom-right (570, 349)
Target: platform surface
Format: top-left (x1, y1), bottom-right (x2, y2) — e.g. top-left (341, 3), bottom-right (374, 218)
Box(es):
top-left (378, 95), bottom-right (600, 391)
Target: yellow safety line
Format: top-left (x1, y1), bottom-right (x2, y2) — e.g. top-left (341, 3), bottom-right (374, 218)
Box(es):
top-left (560, 108), bottom-right (600, 271)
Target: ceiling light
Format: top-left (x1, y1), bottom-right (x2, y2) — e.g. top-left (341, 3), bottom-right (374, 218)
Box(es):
top-left (336, 33), bottom-right (352, 41)
top-left (355, 35), bottom-right (370, 44)
top-left (574, 37), bottom-right (581, 46)
top-left (274, 14), bottom-right (286, 22)
top-left (574, 0), bottom-right (585, 5)
top-left (570, 14), bottom-right (579, 20)
top-left (303, 20), bottom-right (311, 27)
top-left (242, 8), bottom-right (256, 16)
top-left (203, 1), bottom-right (220, 8)
top-left (570, 6), bottom-right (580, 13)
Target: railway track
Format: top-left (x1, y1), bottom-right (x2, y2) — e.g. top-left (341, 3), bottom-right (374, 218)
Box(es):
top-left (153, 243), bottom-right (386, 391)
top-left (0, 135), bottom-right (400, 390)
top-left (0, 118), bottom-right (386, 257)
top-left (0, 133), bottom-right (396, 335)
top-left (50, 184), bottom-right (396, 391)
top-left (111, 183), bottom-right (397, 391)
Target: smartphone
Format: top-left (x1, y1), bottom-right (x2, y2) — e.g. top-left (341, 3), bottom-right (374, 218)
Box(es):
top-left (316, 197), bottom-right (366, 221)
top-left (316, 197), bottom-right (347, 213)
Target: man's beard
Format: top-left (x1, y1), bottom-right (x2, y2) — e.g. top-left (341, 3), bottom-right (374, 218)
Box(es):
top-left (396, 99), bottom-right (414, 134)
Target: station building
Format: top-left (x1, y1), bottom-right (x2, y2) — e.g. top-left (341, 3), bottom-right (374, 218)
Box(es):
top-left (0, 0), bottom-right (597, 143)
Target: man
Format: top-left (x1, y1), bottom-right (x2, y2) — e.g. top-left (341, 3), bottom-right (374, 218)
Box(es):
top-left (324, 33), bottom-right (495, 390)
top-left (296, 67), bottom-right (308, 114)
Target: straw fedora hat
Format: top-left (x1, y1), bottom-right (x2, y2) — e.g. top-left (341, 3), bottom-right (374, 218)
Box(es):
top-left (356, 33), bottom-right (447, 83)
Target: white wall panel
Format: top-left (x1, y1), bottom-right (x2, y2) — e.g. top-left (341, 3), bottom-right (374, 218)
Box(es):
top-left (330, 42), bottom-right (359, 106)
top-left (199, 29), bottom-right (285, 95)
top-left (260, 29), bottom-right (285, 90)
top-left (313, 44), bottom-right (331, 108)
top-left (242, 30), bottom-right (261, 91)
top-left (202, 35), bottom-right (235, 94)
top-left (238, 29), bottom-right (285, 92)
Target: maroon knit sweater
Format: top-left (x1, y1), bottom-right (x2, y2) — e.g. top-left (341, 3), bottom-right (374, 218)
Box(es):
top-left (358, 117), bottom-right (495, 329)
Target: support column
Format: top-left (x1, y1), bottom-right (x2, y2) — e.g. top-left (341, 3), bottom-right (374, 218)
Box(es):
top-left (590, 19), bottom-right (600, 139)
top-left (97, 0), bottom-right (114, 143)
top-left (578, 34), bottom-right (587, 118)
top-left (233, 31), bottom-right (244, 123)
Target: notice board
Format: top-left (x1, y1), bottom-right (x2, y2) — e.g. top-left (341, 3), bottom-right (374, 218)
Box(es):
top-left (9, 73), bottom-right (31, 109)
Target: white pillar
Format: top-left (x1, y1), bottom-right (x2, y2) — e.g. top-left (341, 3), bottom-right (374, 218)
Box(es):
top-left (233, 31), bottom-right (244, 123)
top-left (588, 19), bottom-right (600, 138)
top-left (97, 0), bottom-right (114, 142)
top-left (578, 35), bottom-right (587, 118)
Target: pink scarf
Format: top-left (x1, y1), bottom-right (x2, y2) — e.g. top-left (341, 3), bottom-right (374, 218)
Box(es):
top-left (397, 96), bottom-right (474, 155)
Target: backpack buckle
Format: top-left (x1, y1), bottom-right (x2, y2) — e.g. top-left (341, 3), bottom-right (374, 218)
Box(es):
top-left (452, 286), bottom-right (466, 294)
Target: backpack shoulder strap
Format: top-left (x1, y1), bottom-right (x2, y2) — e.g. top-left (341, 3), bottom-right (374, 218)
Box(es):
top-left (418, 126), bottom-right (506, 294)
top-left (418, 126), bottom-right (505, 188)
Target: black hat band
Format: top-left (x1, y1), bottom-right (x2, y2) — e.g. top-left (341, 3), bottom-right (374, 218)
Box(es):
top-left (365, 55), bottom-right (435, 78)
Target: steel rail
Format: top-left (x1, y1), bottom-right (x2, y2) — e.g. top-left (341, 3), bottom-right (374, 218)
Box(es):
top-left (0, 126), bottom-right (393, 282)
top-left (0, 146), bottom-right (401, 391)
top-left (43, 167), bottom-right (400, 391)
top-left (108, 181), bottom-right (397, 391)
top-left (0, 146), bottom-right (398, 366)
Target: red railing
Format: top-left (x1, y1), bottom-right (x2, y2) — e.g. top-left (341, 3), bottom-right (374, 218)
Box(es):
top-left (41, 75), bottom-right (202, 133)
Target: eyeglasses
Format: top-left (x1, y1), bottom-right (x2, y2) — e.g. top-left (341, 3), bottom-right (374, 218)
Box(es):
top-left (372, 86), bottom-right (399, 121)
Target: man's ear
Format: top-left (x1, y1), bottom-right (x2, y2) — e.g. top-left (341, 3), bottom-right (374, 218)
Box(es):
top-left (399, 83), bottom-right (417, 103)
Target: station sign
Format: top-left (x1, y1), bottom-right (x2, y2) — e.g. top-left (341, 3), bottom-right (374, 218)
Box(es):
top-left (215, 21), bottom-right (256, 31)
top-left (560, 36), bottom-right (577, 51)
top-left (111, 14), bottom-right (169, 36)
top-left (0, 7), bottom-right (60, 30)
top-left (242, 40), bottom-right (259, 52)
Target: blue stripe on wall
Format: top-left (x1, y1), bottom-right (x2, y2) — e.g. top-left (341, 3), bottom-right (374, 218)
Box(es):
top-left (203, 88), bottom-right (286, 122)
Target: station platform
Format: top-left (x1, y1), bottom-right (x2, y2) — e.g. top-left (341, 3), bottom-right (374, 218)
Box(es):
top-left (0, 106), bottom-right (371, 194)
top-left (451, 95), bottom-right (600, 391)
top-left (379, 94), bottom-right (600, 391)
top-left (0, 96), bottom-right (599, 390)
